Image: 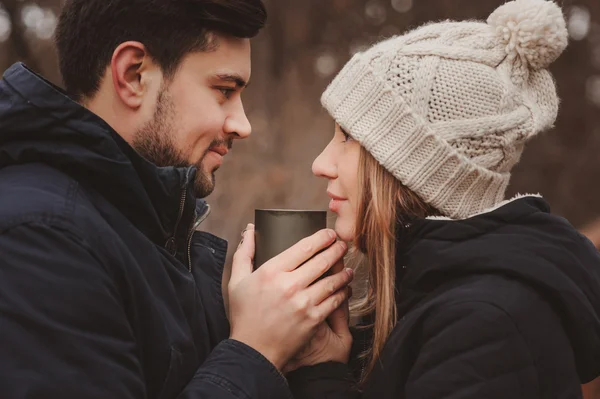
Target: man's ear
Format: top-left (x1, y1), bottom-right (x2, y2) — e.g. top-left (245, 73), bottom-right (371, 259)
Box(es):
top-left (110, 41), bottom-right (153, 110)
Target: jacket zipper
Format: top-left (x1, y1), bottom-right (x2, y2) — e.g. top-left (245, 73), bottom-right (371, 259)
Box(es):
top-left (186, 210), bottom-right (196, 272)
top-left (360, 336), bottom-right (367, 381)
top-left (187, 204), bottom-right (211, 272)
top-left (165, 184), bottom-right (188, 257)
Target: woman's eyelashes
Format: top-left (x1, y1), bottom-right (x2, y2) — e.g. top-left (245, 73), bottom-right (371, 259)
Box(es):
top-left (341, 128), bottom-right (352, 143)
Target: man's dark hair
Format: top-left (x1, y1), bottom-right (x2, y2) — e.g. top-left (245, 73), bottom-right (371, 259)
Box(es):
top-left (55, 0), bottom-right (267, 101)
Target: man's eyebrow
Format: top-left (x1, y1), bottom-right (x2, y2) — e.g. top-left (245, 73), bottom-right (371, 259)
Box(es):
top-left (215, 73), bottom-right (249, 88)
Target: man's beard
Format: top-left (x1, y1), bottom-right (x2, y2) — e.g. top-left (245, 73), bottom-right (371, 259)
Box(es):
top-left (131, 87), bottom-right (229, 199)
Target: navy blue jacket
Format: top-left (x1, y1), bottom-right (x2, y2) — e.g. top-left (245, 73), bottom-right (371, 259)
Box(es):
top-left (289, 197), bottom-right (600, 398)
top-left (0, 63), bottom-right (292, 398)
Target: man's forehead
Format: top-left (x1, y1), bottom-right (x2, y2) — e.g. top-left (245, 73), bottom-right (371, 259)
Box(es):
top-left (187, 37), bottom-right (251, 80)
top-left (176, 52), bottom-right (251, 84)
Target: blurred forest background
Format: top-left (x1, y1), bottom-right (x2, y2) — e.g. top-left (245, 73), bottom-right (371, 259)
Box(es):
top-left (1, 0), bottom-right (600, 260)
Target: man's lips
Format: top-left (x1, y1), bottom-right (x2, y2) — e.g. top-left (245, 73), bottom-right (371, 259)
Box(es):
top-left (209, 147), bottom-right (228, 156)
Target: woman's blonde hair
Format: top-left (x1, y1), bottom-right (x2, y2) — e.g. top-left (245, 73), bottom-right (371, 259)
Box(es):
top-left (350, 146), bottom-right (440, 385)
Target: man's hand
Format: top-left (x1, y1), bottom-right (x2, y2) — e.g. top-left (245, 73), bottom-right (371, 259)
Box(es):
top-left (228, 224), bottom-right (353, 370)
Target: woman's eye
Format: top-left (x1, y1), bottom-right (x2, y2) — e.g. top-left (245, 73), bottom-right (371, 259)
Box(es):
top-left (341, 129), bottom-right (352, 142)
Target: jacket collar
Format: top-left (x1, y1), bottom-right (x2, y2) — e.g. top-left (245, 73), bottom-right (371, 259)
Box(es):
top-left (393, 195), bottom-right (551, 314)
top-left (393, 195), bottom-right (600, 381)
top-left (0, 63), bottom-right (198, 250)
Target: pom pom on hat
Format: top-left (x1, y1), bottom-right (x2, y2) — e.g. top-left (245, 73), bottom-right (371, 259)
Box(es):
top-left (487, 0), bottom-right (568, 70)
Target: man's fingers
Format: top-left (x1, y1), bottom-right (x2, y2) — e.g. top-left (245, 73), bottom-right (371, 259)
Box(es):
top-left (263, 229), bottom-right (337, 273)
top-left (292, 241), bottom-right (348, 288)
top-left (313, 288), bottom-right (350, 324)
top-left (304, 266), bottom-right (353, 306)
top-left (330, 258), bottom-right (345, 275)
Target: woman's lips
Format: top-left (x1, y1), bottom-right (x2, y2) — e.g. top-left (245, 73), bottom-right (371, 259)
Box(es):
top-left (329, 198), bottom-right (344, 212)
top-left (327, 192), bottom-right (347, 213)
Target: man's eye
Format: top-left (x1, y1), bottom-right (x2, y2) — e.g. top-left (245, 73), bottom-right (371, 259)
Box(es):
top-left (218, 88), bottom-right (235, 99)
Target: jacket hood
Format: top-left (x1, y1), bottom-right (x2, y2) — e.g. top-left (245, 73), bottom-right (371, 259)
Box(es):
top-left (398, 196), bottom-right (600, 382)
top-left (0, 63), bottom-right (199, 248)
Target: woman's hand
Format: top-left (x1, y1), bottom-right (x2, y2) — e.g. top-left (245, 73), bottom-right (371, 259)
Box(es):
top-left (283, 260), bottom-right (353, 373)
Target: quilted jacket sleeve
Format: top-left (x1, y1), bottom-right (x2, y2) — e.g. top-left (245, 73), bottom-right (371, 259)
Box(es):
top-left (0, 222), bottom-right (292, 399)
top-left (287, 361), bottom-right (358, 398)
top-left (405, 301), bottom-right (539, 398)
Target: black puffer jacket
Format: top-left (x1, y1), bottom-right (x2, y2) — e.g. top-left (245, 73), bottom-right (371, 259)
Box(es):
top-left (0, 63), bottom-right (292, 398)
top-left (289, 196), bottom-right (600, 398)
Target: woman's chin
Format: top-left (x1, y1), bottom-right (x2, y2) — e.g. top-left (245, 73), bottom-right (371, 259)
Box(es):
top-left (334, 218), bottom-right (355, 243)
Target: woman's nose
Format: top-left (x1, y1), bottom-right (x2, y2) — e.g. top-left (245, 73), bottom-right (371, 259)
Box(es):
top-left (312, 144), bottom-right (337, 179)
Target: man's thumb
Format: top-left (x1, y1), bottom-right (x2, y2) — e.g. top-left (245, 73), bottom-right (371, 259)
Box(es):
top-left (230, 223), bottom-right (255, 288)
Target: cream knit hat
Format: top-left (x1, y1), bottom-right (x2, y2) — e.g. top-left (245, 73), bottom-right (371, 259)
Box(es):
top-left (321, 0), bottom-right (568, 219)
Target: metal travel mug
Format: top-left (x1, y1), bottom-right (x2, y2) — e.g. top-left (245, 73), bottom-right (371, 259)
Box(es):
top-left (254, 209), bottom-right (327, 269)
